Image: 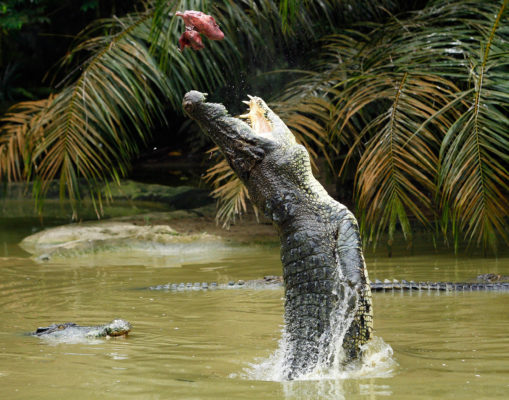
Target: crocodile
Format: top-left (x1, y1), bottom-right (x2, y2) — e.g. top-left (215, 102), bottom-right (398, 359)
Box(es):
top-left (148, 275), bottom-right (509, 292)
top-left (183, 91), bottom-right (372, 379)
top-left (149, 275), bottom-right (284, 291)
top-left (31, 319), bottom-right (131, 340)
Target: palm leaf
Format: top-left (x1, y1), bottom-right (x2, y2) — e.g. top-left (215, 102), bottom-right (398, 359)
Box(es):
top-left (0, 97), bottom-right (52, 181)
top-left (27, 10), bottom-right (173, 214)
top-left (277, 0), bottom-right (508, 253)
top-left (0, 1), bottom-right (252, 216)
top-left (203, 148), bottom-right (257, 228)
top-left (352, 73), bottom-right (458, 246)
top-left (438, 0), bottom-right (509, 251)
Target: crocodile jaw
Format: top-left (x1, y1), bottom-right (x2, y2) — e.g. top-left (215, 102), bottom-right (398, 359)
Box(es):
top-left (239, 96), bottom-right (273, 136)
top-left (183, 91), bottom-right (294, 148)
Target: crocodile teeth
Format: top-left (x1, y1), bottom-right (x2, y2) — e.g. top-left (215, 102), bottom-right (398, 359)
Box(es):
top-left (242, 100), bottom-right (251, 105)
top-left (247, 94), bottom-right (255, 100)
top-left (239, 113), bottom-right (249, 119)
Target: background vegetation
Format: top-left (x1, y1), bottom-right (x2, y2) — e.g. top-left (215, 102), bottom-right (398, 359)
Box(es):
top-left (0, 0), bottom-right (507, 253)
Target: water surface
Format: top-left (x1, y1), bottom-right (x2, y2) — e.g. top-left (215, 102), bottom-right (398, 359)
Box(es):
top-left (1, 219), bottom-right (508, 399)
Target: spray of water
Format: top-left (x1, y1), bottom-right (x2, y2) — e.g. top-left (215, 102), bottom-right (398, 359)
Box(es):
top-left (243, 284), bottom-right (395, 382)
top-left (237, 282), bottom-right (395, 400)
top-left (244, 333), bottom-right (395, 381)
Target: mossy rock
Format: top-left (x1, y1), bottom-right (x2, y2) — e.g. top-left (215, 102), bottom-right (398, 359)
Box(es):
top-left (20, 221), bottom-right (227, 261)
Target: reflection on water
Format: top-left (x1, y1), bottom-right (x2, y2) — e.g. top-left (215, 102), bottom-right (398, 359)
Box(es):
top-left (0, 218), bottom-right (508, 399)
top-left (281, 378), bottom-right (395, 400)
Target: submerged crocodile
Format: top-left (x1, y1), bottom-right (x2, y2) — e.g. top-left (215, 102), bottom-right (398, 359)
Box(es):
top-left (31, 319), bottom-right (131, 339)
top-left (149, 275), bottom-right (284, 290)
top-left (148, 275), bottom-right (509, 292)
top-left (183, 91), bottom-right (372, 379)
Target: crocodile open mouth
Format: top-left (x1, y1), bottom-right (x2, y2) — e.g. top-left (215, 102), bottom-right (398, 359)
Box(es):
top-left (239, 95), bottom-right (273, 136)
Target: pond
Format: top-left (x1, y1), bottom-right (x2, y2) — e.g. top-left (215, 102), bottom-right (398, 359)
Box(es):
top-left (0, 218), bottom-right (508, 399)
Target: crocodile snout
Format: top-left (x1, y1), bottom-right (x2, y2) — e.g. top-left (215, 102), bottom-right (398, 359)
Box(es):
top-left (183, 90), bottom-right (207, 114)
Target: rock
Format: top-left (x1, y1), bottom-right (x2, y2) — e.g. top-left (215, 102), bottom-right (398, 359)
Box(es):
top-left (19, 221), bottom-right (235, 264)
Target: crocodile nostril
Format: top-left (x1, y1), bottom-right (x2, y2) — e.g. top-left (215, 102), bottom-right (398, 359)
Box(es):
top-left (183, 100), bottom-right (194, 113)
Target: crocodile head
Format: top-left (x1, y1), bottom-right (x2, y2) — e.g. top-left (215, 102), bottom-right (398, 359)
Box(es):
top-left (103, 319), bottom-right (131, 337)
top-left (182, 91), bottom-right (328, 218)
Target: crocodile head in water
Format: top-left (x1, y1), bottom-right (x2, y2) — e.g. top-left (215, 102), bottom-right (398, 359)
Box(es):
top-left (33, 319), bottom-right (131, 339)
top-left (183, 91), bottom-right (372, 379)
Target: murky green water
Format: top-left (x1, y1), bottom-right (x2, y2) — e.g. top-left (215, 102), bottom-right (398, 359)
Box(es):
top-left (1, 218), bottom-right (508, 399)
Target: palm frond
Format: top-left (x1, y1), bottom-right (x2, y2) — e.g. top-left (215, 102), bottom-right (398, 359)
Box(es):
top-left (0, 97), bottom-right (52, 181)
top-left (276, 0), bottom-right (508, 253)
top-left (27, 11), bottom-right (173, 214)
top-left (352, 73), bottom-right (458, 246)
top-left (1, 0), bottom-right (507, 254)
top-left (0, 1), bottom-right (249, 216)
top-left (203, 148), bottom-right (256, 228)
top-left (278, 0), bottom-right (422, 34)
top-left (438, 0), bottom-right (509, 251)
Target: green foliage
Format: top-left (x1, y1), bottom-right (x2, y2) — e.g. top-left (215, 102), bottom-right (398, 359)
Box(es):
top-left (0, 0), bottom-right (290, 218)
top-left (283, 0), bottom-right (509, 252)
top-left (0, 0), bottom-right (120, 32)
top-left (204, 149), bottom-right (257, 228)
top-left (0, 1), bottom-right (235, 215)
top-left (0, 0), bottom-right (507, 254)
top-left (437, 0), bottom-right (509, 251)
top-left (0, 0), bottom-right (49, 31)
top-left (80, 0), bottom-right (99, 12)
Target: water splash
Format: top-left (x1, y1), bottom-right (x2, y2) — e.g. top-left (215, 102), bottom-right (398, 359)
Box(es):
top-left (277, 338), bottom-right (396, 400)
top-left (243, 336), bottom-right (395, 382)
top-left (314, 286), bottom-right (359, 377)
top-left (277, 283), bottom-right (362, 380)
top-left (244, 285), bottom-right (363, 381)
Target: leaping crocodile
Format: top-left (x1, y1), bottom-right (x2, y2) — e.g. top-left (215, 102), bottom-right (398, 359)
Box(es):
top-left (31, 319), bottom-right (131, 340)
top-left (183, 91), bottom-right (372, 379)
top-left (148, 275), bottom-right (509, 292)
